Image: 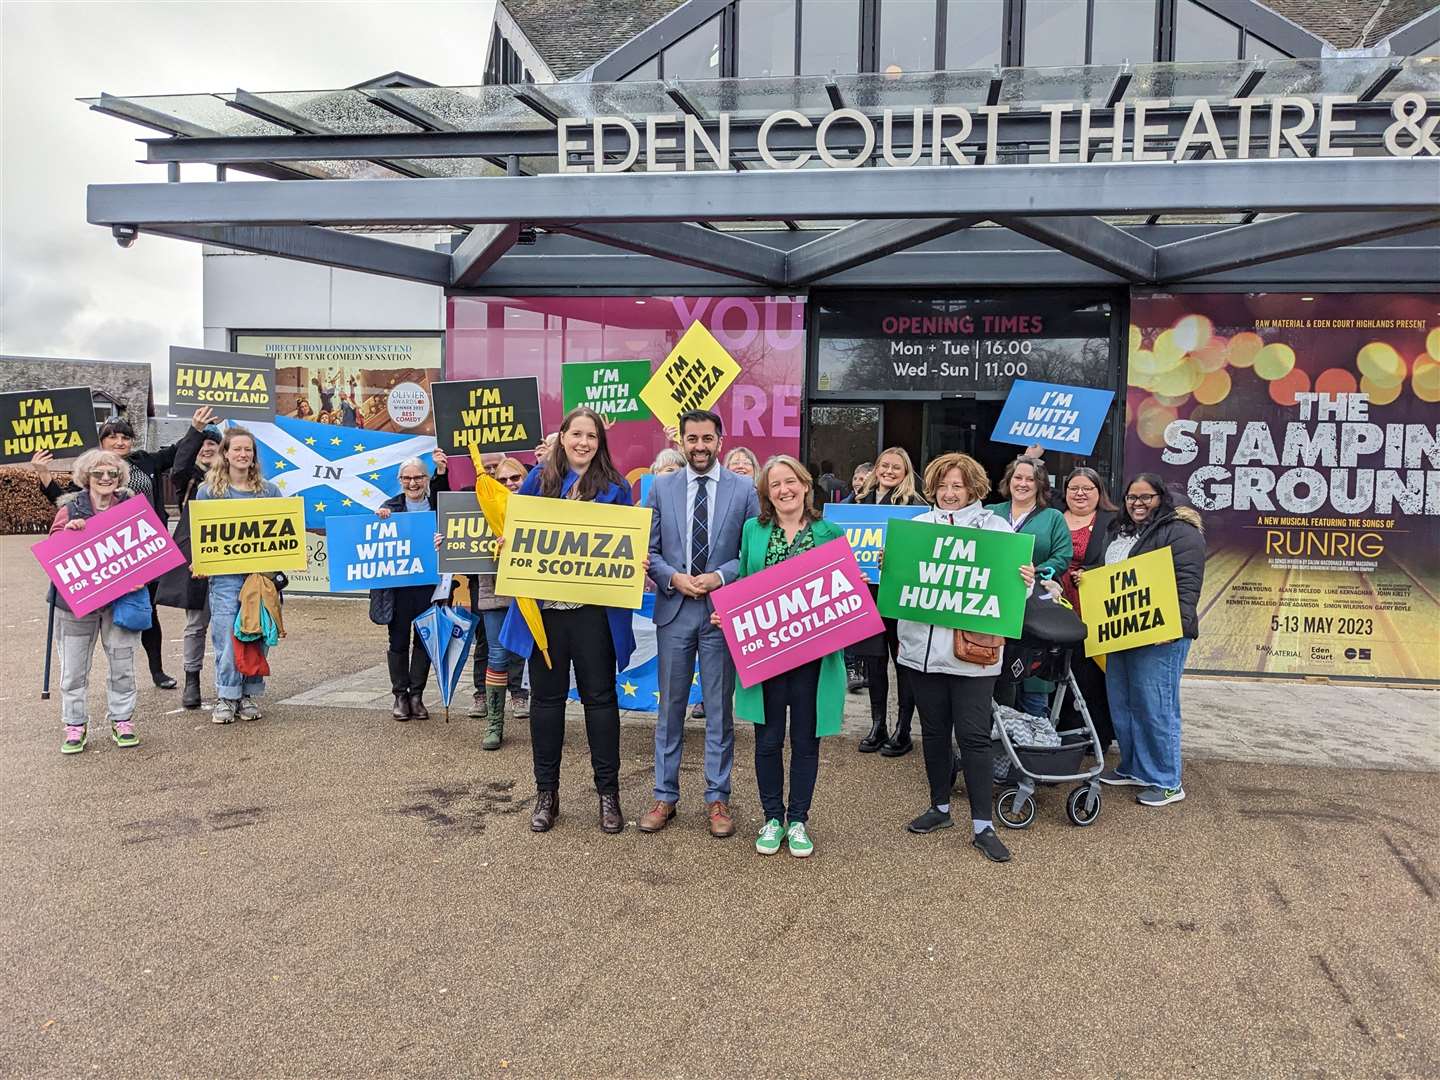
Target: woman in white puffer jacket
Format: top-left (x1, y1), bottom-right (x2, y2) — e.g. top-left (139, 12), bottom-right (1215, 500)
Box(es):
top-left (894, 452), bottom-right (1034, 864)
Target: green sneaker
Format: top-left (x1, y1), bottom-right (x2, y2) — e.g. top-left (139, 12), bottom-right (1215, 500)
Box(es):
top-left (785, 822), bottom-right (814, 858)
top-left (755, 818), bottom-right (784, 856)
top-left (111, 720), bottom-right (139, 748)
top-left (61, 725), bottom-right (87, 755)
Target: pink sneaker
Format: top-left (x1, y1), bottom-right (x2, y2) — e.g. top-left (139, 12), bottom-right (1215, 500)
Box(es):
top-left (112, 720), bottom-right (139, 748)
top-left (61, 725), bottom-right (87, 755)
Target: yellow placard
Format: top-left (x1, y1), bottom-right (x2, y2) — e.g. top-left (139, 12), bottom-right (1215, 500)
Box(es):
top-left (1079, 548), bottom-right (1183, 657)
top-left (638, 321), bottom-right (742, 429)
top-left (496, 494), bottom-right (652, 609)
top-left (189, 497), bottom-right (309, 576)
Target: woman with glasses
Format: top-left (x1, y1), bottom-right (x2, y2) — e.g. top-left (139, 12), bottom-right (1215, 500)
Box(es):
top-left (1094, 474), bottom-right (1206, 808)
top-left (1057, 468), bottom-right (1119, 750)
top-left (374, 450), bottom-right (449, 721)
top-left (49, 450), bottom-right (146, 755)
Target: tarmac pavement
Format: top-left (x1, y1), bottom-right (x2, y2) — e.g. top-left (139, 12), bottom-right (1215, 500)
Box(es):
top-left (1, 536), bottom-right (1437, 1079)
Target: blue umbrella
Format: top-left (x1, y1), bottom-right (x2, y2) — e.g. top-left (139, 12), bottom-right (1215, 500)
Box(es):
top-left (412, 603), bottom-right (478, 720)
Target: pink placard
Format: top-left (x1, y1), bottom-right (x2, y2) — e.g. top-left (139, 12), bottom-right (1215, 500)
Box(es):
top-left (712, 537), bottom-right (883, 689)
top-left (33, 497), bottom-right (186, 618)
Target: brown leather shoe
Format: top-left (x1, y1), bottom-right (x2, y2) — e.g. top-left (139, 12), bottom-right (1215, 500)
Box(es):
top-left (391, 693), bottom-right (411, 721)
top-left (530, 790), bottom-right (559, 832)
top-left (637, 800), bottom-right (676, 833)
top-left (408, 693), bottom-right (430, 721)
top-left (707, 800), bottom-right (736, 838)
top-left (598, 792), bottom-right (625, 834)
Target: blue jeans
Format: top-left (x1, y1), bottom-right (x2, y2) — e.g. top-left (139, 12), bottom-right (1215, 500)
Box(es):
top-left (1105, 637), bottom-right (1192, 789)
top-left (208, 574), bottom-right (266, 701)
top-left (480, 608), bottom-right (511, 685)
top-left (1018, 689), bottom-right (1050, 718)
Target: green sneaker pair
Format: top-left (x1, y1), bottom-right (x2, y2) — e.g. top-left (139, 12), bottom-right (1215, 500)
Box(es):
top-left (755, 818), bottom-right (814, 858)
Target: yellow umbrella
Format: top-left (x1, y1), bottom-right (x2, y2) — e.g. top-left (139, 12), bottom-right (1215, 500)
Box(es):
top-left (469, 444), bottom-right (551, 668)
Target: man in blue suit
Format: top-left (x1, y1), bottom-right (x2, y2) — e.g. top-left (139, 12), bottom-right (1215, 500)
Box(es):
top-left (642, 409), bottom-right (760, 838)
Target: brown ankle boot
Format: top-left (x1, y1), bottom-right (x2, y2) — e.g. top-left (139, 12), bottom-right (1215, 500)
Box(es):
top-left (391, 693), bottom-right (411, 721)
top-left (531, 790), bottom-right (559, 832)
top-left (598, 792), bottom-right (625, 834)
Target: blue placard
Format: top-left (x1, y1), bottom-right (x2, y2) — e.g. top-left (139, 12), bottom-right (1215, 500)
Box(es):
top-left (822, 503), bottom-right (929, 584)
top-left (325, 511), bottom-right (440, 592)
top-left (991, 379), bottom-right (1115, 455)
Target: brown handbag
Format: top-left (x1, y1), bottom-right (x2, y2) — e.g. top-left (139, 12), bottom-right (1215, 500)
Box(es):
top-left (953, 629), bottom-right (1002, 665)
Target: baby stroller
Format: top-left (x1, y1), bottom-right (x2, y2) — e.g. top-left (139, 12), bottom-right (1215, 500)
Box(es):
top-left (990, 587), bottom-right (1104, 829)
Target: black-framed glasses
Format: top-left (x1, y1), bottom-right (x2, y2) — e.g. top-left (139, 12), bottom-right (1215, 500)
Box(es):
top-left (1125, 493), bottom-right (1159, 504)
top-left (399, 475), bottom-right (428, 484)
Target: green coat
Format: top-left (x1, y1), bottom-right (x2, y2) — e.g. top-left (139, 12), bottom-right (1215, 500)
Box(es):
top-left (987, 503), bottom-right (1074, 583)
top-left (731, 516), bottom-right (848, 737)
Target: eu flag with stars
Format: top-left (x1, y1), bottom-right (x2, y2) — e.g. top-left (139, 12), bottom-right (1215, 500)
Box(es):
top-left (236, 416), bottom-right (439, 531)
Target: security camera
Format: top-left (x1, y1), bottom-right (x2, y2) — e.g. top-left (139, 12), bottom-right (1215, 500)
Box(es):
top-left (112, 225), bottom-right (139, 248)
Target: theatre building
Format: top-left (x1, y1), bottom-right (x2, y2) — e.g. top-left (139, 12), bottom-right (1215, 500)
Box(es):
top-left (85, 0), bottom-right (1438, 684)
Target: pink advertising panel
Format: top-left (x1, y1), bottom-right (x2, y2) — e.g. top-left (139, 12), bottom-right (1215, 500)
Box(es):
top-left (711, 538), bottom-right (883, 688)
top-left (33, 498), bottom-right (186, 617)
top-left (446, 295), bottom-right (805, 491)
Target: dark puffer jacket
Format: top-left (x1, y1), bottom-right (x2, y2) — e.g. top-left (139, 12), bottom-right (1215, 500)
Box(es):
top-left (1107, 505), bottom-right (1206, 638)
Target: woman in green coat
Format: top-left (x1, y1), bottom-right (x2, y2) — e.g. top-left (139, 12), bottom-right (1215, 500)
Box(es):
top-left (988, 455), bottom-right (1074, 717)
top-left (717, 455), bottom-right (846, 859)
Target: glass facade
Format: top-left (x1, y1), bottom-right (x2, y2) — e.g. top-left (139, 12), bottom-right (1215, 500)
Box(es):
top-left (1174, 0), bottom-right (1241, 61)
top-left (1023, 0), bottom-right (1088, 68)
top-left (664, 16), bottom-right (723, 80)
top-left (1090, 0), bottom-right (1158, 65)
top-left (944, 0), bottom-right (1004, 69)
top-left (738, 0), bottom-right (797, 77)
top-left (878, 0), bottom-right (939, 75)
top-left (800, 0), bottom-right (861, 75)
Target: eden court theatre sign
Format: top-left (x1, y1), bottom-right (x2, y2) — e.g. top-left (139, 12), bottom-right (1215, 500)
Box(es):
top-left (556, 93), bottom-right (1438, 172)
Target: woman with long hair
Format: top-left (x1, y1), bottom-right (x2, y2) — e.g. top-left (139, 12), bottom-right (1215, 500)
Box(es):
top-left (500, 407), bottom-right (638, 835)
top-left (896, 453), bottom-right (1035, 864)
top-left (49, 450), bottom-right (145, 755)
top-left (850, 446), bottom-right (928, 756)
top-left (1057, 467), bottom-right (1118, 748)
top-left (988, 456), bottom-right (1073, 718)
top-left (193, 427), bottom-right (282, 725)
top-left (1094, 474), bottom-right (1206, 807)
top-left (717, 455), bottom-right (847, 858)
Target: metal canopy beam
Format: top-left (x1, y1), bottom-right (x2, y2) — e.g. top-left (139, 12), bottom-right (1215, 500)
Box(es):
top-left (88, 160), bottom-right (1440, 230)
top-left (785, 218), bottom-right (983, 285)
top-left (550, 222), bottom-right (787, 285)
top-left (1154, 210), bottom-right (1440, 281)
top-left (999, 216), bottom-right (1157, 282)
top-left (451, 223), bottom-right (523, 286)
top-left (142, 224), bottom-right (451, 285)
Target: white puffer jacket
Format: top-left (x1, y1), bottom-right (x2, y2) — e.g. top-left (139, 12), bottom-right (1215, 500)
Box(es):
top-left (894, 502), bottom-right (1016, 679)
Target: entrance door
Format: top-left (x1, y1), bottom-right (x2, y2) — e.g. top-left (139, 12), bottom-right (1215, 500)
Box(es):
top-left (923, 398), bottom-right (1011, 490)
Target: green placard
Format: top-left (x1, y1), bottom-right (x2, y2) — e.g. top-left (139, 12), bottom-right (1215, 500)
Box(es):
top-left (877, 518), bottom-right (1036, 638)
top-left (561, 360), bottom-right (653, 422)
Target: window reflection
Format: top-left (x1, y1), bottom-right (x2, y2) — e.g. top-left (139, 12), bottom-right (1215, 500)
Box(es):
top-left (945, 0), bottom-right (1003, 70)
top-left (800, 0), bottom-right (860, 75)
top-left (739, 0), bottom-right (797, 77)
top-left (879, 0), bottom-right (938, 76)
top-left (664, 15), bottom-right (722, 80)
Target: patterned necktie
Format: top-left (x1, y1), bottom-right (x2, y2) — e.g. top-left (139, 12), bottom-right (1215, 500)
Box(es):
top-left (691, 474), bottom-right (710, 576)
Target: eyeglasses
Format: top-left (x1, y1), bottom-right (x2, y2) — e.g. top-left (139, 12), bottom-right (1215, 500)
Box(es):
top-left (91, 469), bottom-right (121, 480)
top-left (399, 475), bottom-right (427, 484)
top-left (1125, 493), bottom-right (1159, 504)
top-left (1067, 485), bottom-right (1098, 495)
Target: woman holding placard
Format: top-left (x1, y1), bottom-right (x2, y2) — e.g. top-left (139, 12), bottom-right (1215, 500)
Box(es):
top-left (895, 452), bottom-right (1035, 864)
top-left (850, 446), bottom-right (928, 757)
top-left (49, 449), bottom-right (145, 755)
top-left (1057, 468), bottom-right (1118, 749)
top-left (718, 455), bottom-right (846, 859)
top-left (988, 456), bottom-right (1073, 718)
top-left (374, 450), bottom-right (449, 723)
top-left (1094, 474), bottom-right (1205, 808)
top-left (501, 406), bottom-right (636, 836)
top-left (194, 428), bottom-right (281, 726)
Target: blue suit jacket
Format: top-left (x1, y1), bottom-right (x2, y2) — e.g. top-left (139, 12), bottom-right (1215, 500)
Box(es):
top-left (647, 466), bottom-right (759, 629)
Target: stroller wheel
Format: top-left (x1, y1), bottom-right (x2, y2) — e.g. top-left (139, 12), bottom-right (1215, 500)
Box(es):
top-left (1066, 783), bottom-right (1102, 827)
top-left (995, 787), bottom-right (1036, 830)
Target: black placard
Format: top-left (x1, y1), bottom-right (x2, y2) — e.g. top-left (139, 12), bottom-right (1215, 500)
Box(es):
top-left (432, 377), bottom-right (543, 456)
top-left (168, 346), bottom-right (276, 421)
top-left (0, 386), bottom-right (99, 464)
top-left (436, 491), bottom-right (499, 574)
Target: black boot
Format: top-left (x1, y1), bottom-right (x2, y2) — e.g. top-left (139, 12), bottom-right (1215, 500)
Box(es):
top-left (387, 653), bottom-right (411, 720)
top-left (847, 660), bottom-right (868, 694)
top-left (151, 669), bottom-right (177, 690)
top-left (880, 714), bottom-right (914, 757)
top-left (858, 709), bottom-right (888, 753)
top-left (181, 670), bottom-right (202, 709)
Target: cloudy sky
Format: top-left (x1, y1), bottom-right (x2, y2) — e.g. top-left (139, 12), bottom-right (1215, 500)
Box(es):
top-left (1, 0), bottom-right (496, 396)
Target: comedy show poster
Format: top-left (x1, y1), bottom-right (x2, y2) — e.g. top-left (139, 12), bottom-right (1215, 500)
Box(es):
top-left (234, 334), bottom-right (441, 435)
top-left (1126, 293), bottom-right (1438, 685)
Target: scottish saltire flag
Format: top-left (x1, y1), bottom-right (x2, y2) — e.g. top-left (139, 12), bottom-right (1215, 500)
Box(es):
top-left (569, 592), bottom-right (701, 714)
top-left (235, 416), bottom-right (438, 531)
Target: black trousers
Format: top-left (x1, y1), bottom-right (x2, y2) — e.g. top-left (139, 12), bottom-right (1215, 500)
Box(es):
top-left (141, 581), bottom-right (164, 676)
top-left (529, 605), bottom-right (620, 795)
top-left (908, 668), bottom-right (996, 821)
top-left (386, 585), bottom-right (435, 693)
top-left (866, 617), bottom-right (914, 727)
top-left (756, 658), bottom-right (822, 824)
